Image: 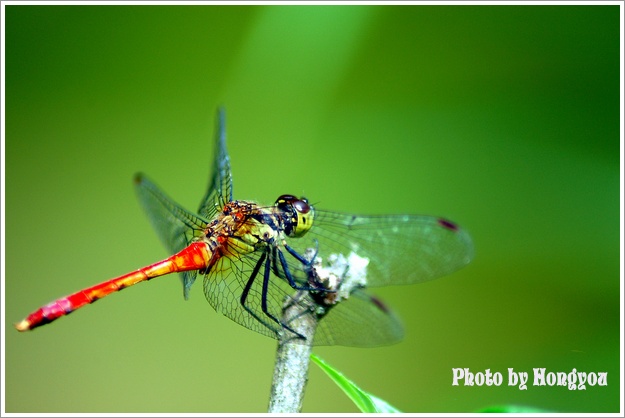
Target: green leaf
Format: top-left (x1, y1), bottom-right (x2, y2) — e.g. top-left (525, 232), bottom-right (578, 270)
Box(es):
top-left (310, 353), bottom-right (401, 413)
top-left (478, 405), bottom-right (554, 413)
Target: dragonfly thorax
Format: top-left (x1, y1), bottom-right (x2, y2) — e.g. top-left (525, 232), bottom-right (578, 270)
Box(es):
top-left (274, 194), bottom-right (314, 238)
top-left (193, 203), bottom-right (268, 266)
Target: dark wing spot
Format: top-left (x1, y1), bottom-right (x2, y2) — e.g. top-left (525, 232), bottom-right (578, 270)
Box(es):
top-left (370, 294), bottom-right (391, 314)
top-left (438, 218), bottom-right (459, 232)
top-left (133, 173), bottom-right (144, 185)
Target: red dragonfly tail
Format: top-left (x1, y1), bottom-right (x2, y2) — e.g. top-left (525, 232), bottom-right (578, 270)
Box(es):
top-left (15, 242), bottom-right (210, 332)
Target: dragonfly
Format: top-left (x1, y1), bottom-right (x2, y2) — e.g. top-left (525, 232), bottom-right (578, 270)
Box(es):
top-left (15, 109), bottom-right (474, 346)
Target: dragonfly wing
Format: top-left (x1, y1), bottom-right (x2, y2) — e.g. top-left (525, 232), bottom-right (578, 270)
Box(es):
top-left (201, 246), bottom-right (404, 346)
top-left (202, 248), bottom-right (302, 341)
top-left (313, 290), bottom-right (404, 347)
top-left (198, 231), bottom-right (400, 346)
top-left (134, 173), bottom-right (209, 298)
top-left (197, 108), bottom-right (233, 220)
top-left (288, 211), bottom-right (474, 287)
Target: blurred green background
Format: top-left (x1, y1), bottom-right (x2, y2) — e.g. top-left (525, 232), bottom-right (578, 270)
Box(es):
top-left (4, 4), bottom-right (621, 413)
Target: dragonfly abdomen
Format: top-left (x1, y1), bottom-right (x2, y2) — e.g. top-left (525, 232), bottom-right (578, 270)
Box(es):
top-left (15, 242), bottom-right (211, 332)
top-left (14, 272), bottom-right (153, 332)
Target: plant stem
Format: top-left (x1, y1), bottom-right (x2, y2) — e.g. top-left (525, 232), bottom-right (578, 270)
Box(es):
top-left (267, 248), bottom-right (367, 411)
top-left (267, 294), bottom-right (318, 413)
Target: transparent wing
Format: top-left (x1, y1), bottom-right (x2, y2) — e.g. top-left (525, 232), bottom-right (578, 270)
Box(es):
top-left (197, 107), bottom-right (233, 220)
top-left (312, 290), bottom-right (404, 347)
top-left (202, 246), bottom-right (302, 341)
top-left (134, 108), bottom-right (232, 299)
top-left (201, 237), bottom-right (405, 346)
top-left (134, 173), bottom-right (209, 298)
top-left (134, 174), bottom-right (208, 254)
top-left (287, 211), bottom-right (474, 287)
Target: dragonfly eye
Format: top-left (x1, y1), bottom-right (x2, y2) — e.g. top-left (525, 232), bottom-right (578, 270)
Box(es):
top-left (276, 194), bottom-right (296, 203)
top-left (275, 195), bottom-right (314, 237)
top-left (292, 198), bottom-right (311, 214)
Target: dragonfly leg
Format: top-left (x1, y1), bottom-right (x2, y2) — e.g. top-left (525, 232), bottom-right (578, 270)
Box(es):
top-left (239, 249), bottom-right (305, 341)
top-left (261, 253), bottom-right (307, 341)
top-left (278, 245), bottom-right (334, 294)
top-left (283, 240), bottom-right (318, 266)
top-left (240, 251), bottom-right (280, 334)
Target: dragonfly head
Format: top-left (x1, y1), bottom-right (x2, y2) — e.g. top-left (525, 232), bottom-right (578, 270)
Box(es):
top-left (275, 194), bottom-right (314, 237)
